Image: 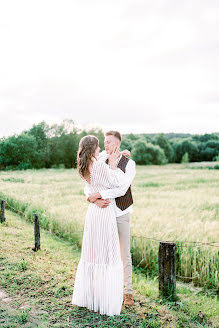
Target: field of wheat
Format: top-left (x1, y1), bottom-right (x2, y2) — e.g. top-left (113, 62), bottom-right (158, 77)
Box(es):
top-left (0, 163), bottom-right (218, 289)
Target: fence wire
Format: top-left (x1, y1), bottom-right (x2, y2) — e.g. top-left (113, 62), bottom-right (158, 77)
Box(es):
top-left (3, 199), bottom-right (219, 248)
top-left (2, 199), bottom-right (219, 282)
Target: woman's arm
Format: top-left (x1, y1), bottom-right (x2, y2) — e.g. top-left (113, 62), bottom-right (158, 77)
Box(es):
top-left (88, 162), bottom-right (125, 203)
top-left (88, 160), bottom-right (136, 202)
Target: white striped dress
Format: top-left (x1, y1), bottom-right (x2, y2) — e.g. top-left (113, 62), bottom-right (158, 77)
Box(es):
top-left (72, 159), bottom-right (125, 316)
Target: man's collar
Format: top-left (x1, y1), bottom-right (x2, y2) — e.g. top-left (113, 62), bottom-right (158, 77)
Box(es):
top-left (116, 153), bottom-right (122, 164)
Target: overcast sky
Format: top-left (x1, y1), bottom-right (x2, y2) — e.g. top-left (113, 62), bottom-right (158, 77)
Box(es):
top-left (0, 0), bottom-right (219, 137)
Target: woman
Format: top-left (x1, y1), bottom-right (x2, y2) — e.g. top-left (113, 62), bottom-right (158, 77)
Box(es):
top-left (72, 135), bottom-right (126, 316)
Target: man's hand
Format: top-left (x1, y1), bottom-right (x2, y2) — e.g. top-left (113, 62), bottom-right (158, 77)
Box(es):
top-left (87, 192), bottom-right (101, 203)
top-left (94, 199), bottom-right (110, 208)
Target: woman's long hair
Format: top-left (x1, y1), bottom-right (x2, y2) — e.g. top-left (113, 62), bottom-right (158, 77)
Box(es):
top-left (77, 135), bottom-right (99, 178)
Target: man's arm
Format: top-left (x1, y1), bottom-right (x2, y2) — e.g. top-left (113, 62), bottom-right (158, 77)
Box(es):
top-left (84, 185), bottom-right (111, 208)
top-left (93, 199), bottom-right (111, 208)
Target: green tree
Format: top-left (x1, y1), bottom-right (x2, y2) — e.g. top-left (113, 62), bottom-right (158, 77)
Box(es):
top-left (28, 121), bottom-right (49, 149)
top-left (46, 120), bottom-right (80, 168)
top-left (174, 139), bottom-right (199, 163)
top-left (28, 121), bottom-right (49, 167)
top-left (155, 133), bottom-right (174, 162)
top-left (0, 134), bottom-right (38, 169)
top-left (120, 137), bottom-right (133, 152)
top-left (126, 133), bottom-right (139, 141)
top-left (132, 139), bottom-right (167, 165)
top-left (60, 132), bottom-right (79, 168)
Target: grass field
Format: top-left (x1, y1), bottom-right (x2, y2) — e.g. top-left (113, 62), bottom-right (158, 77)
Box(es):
top-left (0, 163), bottom-right (218, 290)
top-left (0, 211), bottom-right (218, 327)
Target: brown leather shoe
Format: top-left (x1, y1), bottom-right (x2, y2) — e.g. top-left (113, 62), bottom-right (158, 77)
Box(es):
top-left (124, 293), bottom-right (134, 305)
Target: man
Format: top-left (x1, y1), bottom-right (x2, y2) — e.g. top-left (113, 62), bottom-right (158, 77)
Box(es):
top-left (84, 131), bottom-right (136, 306)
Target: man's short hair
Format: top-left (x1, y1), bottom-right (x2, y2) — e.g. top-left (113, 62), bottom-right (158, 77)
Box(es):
top-left (105, 130), bottom-right (122, 142)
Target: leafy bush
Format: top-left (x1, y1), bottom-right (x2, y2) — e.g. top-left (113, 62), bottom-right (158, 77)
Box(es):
top-left (132, 139), bottom-right (167, 165)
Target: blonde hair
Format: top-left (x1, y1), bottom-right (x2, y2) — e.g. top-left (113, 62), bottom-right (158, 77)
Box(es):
top-left (105, 130), bottom-right (122, 142)
top-left (77, 135), bottom-right (99, 178)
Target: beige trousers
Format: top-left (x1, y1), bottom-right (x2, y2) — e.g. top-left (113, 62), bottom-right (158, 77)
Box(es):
top-left (116, 212), bottom-right (133, 294)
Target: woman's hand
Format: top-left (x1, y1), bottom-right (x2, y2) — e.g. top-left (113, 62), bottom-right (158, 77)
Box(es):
top-left (108, 145), bottom-right (120, 169)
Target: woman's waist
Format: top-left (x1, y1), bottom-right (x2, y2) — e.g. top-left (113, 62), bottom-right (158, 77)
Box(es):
top-left (88, 202), bottom-right (114, 211)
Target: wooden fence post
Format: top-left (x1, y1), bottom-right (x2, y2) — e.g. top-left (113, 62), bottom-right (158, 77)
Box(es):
top-left (0, 200), bottom-right (6, 223)
top-left (32, 213), bottom-right (40, 251)
top-left (158, 241), bottom-right (177, 299)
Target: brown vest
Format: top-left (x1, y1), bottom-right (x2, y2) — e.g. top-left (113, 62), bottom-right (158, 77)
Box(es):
top-left (106, 155), bottom-right (133, 211)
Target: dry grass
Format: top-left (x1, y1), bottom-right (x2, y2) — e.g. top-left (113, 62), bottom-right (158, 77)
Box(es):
top-left (0, 163), bottom-right (218, 288)
top-left (0, 210), bottom-right (218, 327)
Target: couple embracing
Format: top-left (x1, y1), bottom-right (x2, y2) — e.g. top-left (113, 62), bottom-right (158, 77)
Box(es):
top-left (72, 131), bottom-right (136, 316)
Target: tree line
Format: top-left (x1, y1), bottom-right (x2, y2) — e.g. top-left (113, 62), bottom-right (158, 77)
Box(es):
top-left (0, 120), bottom-right (218, 169)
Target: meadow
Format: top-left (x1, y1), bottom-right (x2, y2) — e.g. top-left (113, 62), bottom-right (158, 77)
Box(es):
top-left (1, 211), bottom-right (218, 327)
top-left (0, 163), bottom-right (218, 290)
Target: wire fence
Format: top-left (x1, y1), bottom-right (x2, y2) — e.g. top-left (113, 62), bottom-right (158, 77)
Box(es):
top-left (2, 198), bottom-right (219, 284)
top-left (3, 199), bottom-right (219, 248)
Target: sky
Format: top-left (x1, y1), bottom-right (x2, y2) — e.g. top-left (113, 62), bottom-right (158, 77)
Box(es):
top-left (0, 0), bottom-right (219, 138)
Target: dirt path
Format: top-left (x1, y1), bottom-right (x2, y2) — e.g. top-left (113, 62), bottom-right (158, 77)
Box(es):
top-left (0, 287), bottom-right (46, 327)
top-left (0, 289), bottom-right (12, 303)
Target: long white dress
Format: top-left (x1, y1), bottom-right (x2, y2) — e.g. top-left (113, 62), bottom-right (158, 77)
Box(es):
top-left (72, 160), bottom-right (125, 316)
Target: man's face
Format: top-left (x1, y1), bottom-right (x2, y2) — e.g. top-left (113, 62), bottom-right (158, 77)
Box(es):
top-left (104, 135), bottom-right (120, 154)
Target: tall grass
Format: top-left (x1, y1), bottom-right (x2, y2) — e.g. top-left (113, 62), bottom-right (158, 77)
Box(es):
top-left (0, 164), bottom-right (218, 289)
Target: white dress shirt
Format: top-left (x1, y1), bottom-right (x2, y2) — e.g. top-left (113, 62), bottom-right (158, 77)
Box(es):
top-left (84, 150), bottom-right (136, 218)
